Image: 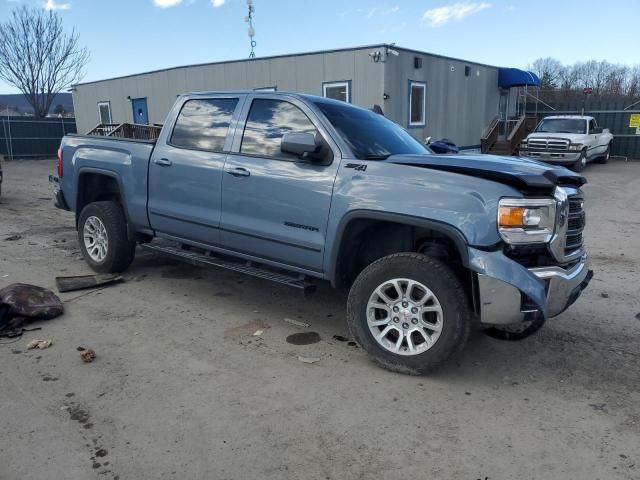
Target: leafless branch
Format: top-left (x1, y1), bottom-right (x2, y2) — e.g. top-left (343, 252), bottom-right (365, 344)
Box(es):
top-left (0, 6), bottom-right (89, 117)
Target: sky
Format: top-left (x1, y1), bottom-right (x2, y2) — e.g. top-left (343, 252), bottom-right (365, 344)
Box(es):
top-left (0, 0), bottom-right (639, 93)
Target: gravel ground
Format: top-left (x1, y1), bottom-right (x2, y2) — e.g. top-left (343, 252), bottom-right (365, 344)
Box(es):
top-left (0, 158), bottom-right (638, 480)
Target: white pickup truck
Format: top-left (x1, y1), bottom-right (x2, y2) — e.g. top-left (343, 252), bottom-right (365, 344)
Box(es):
top-left (519, 115), bottom-right (613, 172)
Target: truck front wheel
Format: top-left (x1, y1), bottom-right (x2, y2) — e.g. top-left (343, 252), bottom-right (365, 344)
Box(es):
top-left (78, 201), bottom-right (136, 273)
top-left (571, 150), bottom-right (587, 172)
top-left (346, 253), bottom-right (471, 375)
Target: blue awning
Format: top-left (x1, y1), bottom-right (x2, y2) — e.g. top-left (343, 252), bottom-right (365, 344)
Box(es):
top-left (498, 68), bottom-right (540, 88)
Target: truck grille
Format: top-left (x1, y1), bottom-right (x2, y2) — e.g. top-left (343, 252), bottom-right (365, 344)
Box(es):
top-left (565, 194), bottom-right (585, 257)
top-left (528, 138), bottom-right (570, 150)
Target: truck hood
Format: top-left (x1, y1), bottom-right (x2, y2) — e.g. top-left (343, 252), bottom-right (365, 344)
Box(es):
top-left (526, 132), bottom-right (584, 142)
top-left (384, 153), bottom-right (585, 194)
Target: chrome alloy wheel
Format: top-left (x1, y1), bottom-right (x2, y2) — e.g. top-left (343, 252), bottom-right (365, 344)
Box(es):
top-left (366, 278), bottom-right (443, 356)
top-left (83, 215), bottom-right (108, 263)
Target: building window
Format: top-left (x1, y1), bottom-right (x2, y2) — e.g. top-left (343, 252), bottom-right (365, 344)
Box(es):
top-left (97, 101), bottom-right (112, 124)
top-left (409, 81), bottom-right (426, 127)
top-left (323, 81), bottom-right (351, 103)
top-left (240, 99), bottom-right (319, 161)
top-left (170, 98), bottom-right (239, 153)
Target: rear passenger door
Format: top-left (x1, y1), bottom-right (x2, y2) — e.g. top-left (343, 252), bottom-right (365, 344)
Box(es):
top-left (219, 96), bottom-right (340, 272)
top-left (148, 95), bottom-right (244, 246)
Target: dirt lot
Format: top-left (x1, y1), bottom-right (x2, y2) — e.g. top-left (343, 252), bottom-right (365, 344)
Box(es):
top-left (0, 158), bottom-right (639, 480)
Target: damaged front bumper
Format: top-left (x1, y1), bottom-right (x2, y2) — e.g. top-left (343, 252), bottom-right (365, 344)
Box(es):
top-left (470, 247), bottom-right (592, 325)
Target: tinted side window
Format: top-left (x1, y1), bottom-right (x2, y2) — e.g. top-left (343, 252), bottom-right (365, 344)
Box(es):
top-left (170, 98), bottom-right (238, 152)
top-left (240, 99), bottom-right (318, 160)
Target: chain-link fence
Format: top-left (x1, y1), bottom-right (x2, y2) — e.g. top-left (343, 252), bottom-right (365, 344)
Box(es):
top-left (526, 99), bottom-right (640, 159)
top-left (1, 117), bottom-right (76, 160)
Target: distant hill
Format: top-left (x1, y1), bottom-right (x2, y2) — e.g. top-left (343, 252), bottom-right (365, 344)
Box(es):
top-left (0, 93), bottom-right (74, 115)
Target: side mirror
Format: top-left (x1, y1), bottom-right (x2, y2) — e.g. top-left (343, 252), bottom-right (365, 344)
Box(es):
top-left (591, 127), bottom-right (603, 134)
top-left (281, 132), bottom-right (321, 159)
top-left (424, 136), bottom-right (432, 145)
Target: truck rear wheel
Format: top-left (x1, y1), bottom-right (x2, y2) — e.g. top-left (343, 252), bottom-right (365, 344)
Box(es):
top-left (78, 201), bottom-right (136, 274)
top-left (595, 144), bottom-right (610, 164)
top-left (346, 253), bottom-right (471, 375)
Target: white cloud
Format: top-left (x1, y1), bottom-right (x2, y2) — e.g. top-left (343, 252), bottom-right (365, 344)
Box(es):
top-left (384, 5), bottom-right (400, 14)
top-left (422, 2), bottom-right (491, 27)
top-left (212, 0), bottom-right (225, 6)
top-left (44, 0), bottom-right (71, 10)
top-left (153, 0), bottom-right (182, 7)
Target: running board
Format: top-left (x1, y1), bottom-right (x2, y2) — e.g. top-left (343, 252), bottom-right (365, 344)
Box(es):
top-left (141, 241), bottom-right (317, 294)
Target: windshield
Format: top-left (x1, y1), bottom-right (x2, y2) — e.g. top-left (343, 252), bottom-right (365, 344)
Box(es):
top-left (536, 118), bottom-right (586, 134)
top-left (312, 99), bottom-right (429, 160)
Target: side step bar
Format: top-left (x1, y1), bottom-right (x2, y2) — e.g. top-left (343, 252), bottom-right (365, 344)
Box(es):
top-left (141, 241), bottom-right (317, 294)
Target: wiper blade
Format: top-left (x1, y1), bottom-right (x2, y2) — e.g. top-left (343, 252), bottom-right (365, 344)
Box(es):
top-left (364, 154), bottom-right (391, 160)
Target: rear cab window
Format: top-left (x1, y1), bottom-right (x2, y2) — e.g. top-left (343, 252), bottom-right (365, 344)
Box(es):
top-left (170, 98), bottom-right (239, 152)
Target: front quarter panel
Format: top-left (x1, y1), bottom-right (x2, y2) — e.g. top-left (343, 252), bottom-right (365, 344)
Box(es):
top-left (324, 161), bottom-right (522, 273)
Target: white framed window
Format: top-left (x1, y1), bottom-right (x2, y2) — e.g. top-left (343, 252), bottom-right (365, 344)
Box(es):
top-left (323, 81), bottom-right (351, 103)
top-left (408, 81), bottom-right (426, 127)
top-left (97, 101), bottom-right (112, 124)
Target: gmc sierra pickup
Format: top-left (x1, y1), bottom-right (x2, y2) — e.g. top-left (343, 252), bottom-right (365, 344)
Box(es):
top-left (51, 92), bottom-right (592, 374)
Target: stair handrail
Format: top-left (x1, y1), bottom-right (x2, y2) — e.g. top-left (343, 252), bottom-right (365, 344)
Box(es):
top-left (505, 115), bottom-right (535, 155)
top-left (481, 116), bottom-right (500, 153)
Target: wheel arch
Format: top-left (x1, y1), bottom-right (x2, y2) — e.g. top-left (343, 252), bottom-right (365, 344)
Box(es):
top-left (327, 210), bottom-right (470, 288)
top-left (75, 168), bottom-right (135, 240)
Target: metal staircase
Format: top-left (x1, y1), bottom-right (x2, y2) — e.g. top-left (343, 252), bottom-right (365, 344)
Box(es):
top-left (481, 115), bottom-right (537, 156)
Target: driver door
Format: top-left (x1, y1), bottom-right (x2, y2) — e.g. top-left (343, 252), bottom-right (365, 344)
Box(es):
top-left (219, 96), bottom-right (339, 272)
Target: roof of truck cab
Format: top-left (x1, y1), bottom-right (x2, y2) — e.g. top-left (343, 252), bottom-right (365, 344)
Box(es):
top-left (181, 91), bottom-right (367, 109)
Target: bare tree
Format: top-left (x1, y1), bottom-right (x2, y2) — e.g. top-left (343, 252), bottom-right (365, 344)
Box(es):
top-left (0, 6), bottom-right (89, 117)
top-left (529, 57), bottom-right (564, 89)
top-left (624, 65), bottom-right (640, 99)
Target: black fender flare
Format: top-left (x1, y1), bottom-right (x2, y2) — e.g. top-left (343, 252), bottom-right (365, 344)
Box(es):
top-left (75, 167), bottom-right (135, 240)
top-left (327, 209), bottom-right (470, 286)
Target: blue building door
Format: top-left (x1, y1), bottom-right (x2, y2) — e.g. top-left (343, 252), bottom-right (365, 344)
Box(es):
top-left (132, 98), bottom-right (149, 124)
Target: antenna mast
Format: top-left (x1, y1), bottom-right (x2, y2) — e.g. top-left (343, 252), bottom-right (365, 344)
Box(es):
top-left (245, 0), bottom-right (256, 58)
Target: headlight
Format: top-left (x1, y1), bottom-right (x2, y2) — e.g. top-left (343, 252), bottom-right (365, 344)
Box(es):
top-left (498, 198), bottom-right (556, 244)
top-left (568, 144), bottom-right (583, 151)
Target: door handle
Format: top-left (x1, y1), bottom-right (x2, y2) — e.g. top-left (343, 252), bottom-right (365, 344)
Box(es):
top-left (226, 167), bottom-right (251, 177)
top-left (154, 158), bottom-right (172, 167)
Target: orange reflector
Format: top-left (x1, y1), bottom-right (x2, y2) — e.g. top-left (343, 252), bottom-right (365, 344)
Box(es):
top-left (499, 206), bottom-right (526, 227)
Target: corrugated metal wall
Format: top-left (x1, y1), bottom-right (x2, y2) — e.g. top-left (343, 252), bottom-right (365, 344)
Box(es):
top-left (73, 47), bottom-right (385, 134)
top-left (384, 50), bottom-right (500, 148)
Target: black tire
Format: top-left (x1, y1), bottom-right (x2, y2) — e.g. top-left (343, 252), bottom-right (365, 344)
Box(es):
top-left (77, 201), bottom-right (136, 274)
top-left (595, 144), bottom-right (610, 164)
top-left (347, 253), bottom-right (472, 375)
top-left (571, 150), bottom-right (587, 172)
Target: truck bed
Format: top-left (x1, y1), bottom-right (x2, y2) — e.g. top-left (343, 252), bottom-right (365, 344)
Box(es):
top-left (86, 123), bottom-right (162, 141)
top-left (57, 133), bottom-right (156, 233)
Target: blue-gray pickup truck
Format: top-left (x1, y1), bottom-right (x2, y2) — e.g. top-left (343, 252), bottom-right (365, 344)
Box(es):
top-left (51, 91), bottom-right (592, 374)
